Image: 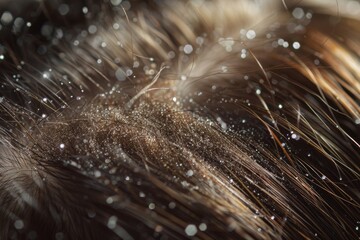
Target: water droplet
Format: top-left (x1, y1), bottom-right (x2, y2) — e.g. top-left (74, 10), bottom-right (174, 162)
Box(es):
top-left (1, 12), bottom-right (13, 25)
top-left (186, 170), bottom-right (194, 177)
top-left (149, 203), bottom-right (155, 210)
top-left (185, 224), bottom-right (197, 236)
top-left (292, 42), bottom-right (301, 49)
top-left (292, 8), bottom-right (304, 19)
top-left (199, 223), bottom-right (207, 231)
top-left (14, 220), bottom-right (24, 230)
top-left (184, 44), bottom-right (193, 54)
top-left (58, 4), bottom-right (70, 16)
top-left (107, 216), bottom-right (117, 229)
top-left (246, 30), bottom-right (256, 40)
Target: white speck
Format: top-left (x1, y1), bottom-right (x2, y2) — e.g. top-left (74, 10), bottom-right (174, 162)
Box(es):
top-left (168, 202), bottom-right (176, 209)
top-left (82, 7), bottom-right (88, 14)
top-left (292, 8), bottom-right (305, 19)
top-left (59, 143), bottom-right (65, 149)
top-left (107, 216), bottom-right (117, 229)
top-left (186, 170), bottom-right (194, 177)
top-left (101, 42), bottom-right (107, 48)
top-left (115, 68), bottom-right (126, 81)
top-left (0, 97), bottom-right (3, 103)
top-left (199, 223), bottom-right (207, 231)
top-left (293, 42), bottom-right (301, 49)
top-left (278, 104), bottom-right (283, 109)
top-left (126, 69), bottom-right (133, 76)
top-left (255, 89), bottom-right (261, 95)
top-left (185, 224), bottom-right (197, 236)
top-left (355, 119), bottom-right (360, 125)
top-left (149, 203), bottom-right (155, 210)
top-left (97, 59), bottom-right (102, 64)
top-left (1, 12), bottom-right (13, 25)
top-left (94, 170), bottom-right (101, 178)
top-left (180, 75), bottom-right (187, 81)
top-left (321, 175), bottom-right (326, 180)
top-left (43, 72), bottom-right (50, 79)
top-left (172, 97), bottom-right (177, 102)
top-left (271, 216), bottom-right (275, 220)
top-left (111, 0), bottom-right (122, 6)
top-left (58, 4), bottom-right (70, 16)
top-left (14, 220), bottom-right (24, 230)
top-left (88, 25), bottom-right (97, 34)
top-left (283, 41), bottom-right (289, 48)
top-left (184, 44), bottom-right (193, 54)
top-left (41, 114), bottom-right (47, 118)
top-left (0, 55), bottom-right (4, 60)
top-left (139, 192), bottom-right (145, 198)
top-left (291, 133), bottom-right (300, 140)
top-left (106, 197), bottom-right (113, 204)
top-left (246, 30), bottom-right (256, 40)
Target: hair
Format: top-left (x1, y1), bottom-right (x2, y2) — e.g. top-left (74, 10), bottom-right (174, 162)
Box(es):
top-left (0, 0), bottom-right (359, 239)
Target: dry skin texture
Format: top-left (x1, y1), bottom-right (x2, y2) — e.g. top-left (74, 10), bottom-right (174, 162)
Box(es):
top-left (0, 0), bottom-right (359, 239)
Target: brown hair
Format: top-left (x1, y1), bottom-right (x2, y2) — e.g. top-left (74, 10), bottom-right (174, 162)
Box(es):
top-left (0, 0), bottom-right (359, 239)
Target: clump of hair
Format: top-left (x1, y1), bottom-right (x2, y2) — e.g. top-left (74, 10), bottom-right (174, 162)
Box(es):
top-left (0, 0), bottom-right (359, 239)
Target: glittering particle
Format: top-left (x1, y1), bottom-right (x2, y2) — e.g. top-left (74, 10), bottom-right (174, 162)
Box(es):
top-left (292, 42), bottom-right (301, 49)
top-left (149, 203), bottom-right (155, 210)
top-left (97, 59), bottom-right (102, 64)
top-left (199, 223), bottom-right (207, 231)
top-left (196, 36), bottom-right (204, 45)
top-left (82, 7), bottom-right (88, 14)
top-left (111, 0), bottom-right (122, 6)
top-left (126, 69), bottom-right (133, 76)
top-left (58, 4), bottom-right (70, 15)
top-left (321, 175), bottom-right (327, 180)
top-left (42, 114), bottom-right (47, 118)
top-left (184, 44), bottom-right (193, 54)
top-left (106, 197), bottom-right (113, 204)
top-left (185, 224), bottom-right (197, 236)
top-left (180, 75), bottom-right (187, 81)
top-left (291, 133), bottom-right (300, 140)
top-left (168, 202), bottom-right (176, 209)
top-left (139, 192), bottom-right (145, 198)
top-left (186, 170), bottom-right (194, 177)
top-left (94, 170), bottom-right (101, 178)
top-left (283, 41), bottom-right (289, 48)
top-left (42, 97), bottom-right (48, 102)
top-left (292, 8), bottom-right (304, 19)
top-left (1, 12), bottom-right (13, 25)
top-left (107, 216), bottom-right (118, 229)
top-left (278, 104), bottom-right (283, 109)
top-left (88, 25), bottom-right (97, 34)
top-left (172, 97), bottom-right (177, 102)
top-left (355, 119), bottom-right (360, 125)
top-left (26, 22), bottom-right (32, 27)
top-left (115, 68), bottom-right (127, 81)
top-left (255, 89), bottom-right (261, 95)
top-left (246, 30), bottom-right (256, 40)
top-left (0, 55), bottom-right (4, 60)
top-left (59, 143), bottom-right (65, 149)
top-left (271, 216), bottom-right (275, 220)
top-left (14, 220), bottom-right (24, 230)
